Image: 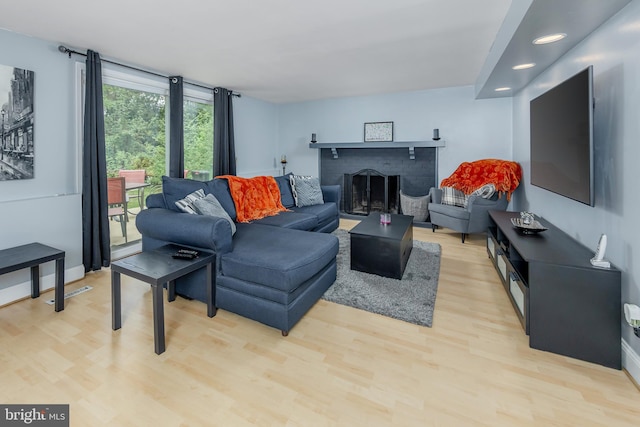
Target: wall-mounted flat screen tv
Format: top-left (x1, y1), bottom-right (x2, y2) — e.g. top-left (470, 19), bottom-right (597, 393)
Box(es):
top-left (530, 66), bottom-right (594, 206)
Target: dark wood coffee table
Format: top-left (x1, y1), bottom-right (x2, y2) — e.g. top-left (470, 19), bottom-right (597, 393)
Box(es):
top-left (349, 214), bottom-right (413, 279)
top-left (111, 244), bottom-right (215, 355)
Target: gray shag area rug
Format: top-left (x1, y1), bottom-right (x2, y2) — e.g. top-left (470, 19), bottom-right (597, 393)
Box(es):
top-left (322, 228), bottom-right (442, 327)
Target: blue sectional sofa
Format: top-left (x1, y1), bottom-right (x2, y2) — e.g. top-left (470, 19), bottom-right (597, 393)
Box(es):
top-left (135, 174), bottom-right (340, 335)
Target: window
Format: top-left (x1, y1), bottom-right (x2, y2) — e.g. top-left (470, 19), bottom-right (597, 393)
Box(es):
top-left (77, 65), bottom-right (214, 258)
top-left (183, 87), bottom-right (213, 181)
top-left (101, 68), bottom-right (169, 254)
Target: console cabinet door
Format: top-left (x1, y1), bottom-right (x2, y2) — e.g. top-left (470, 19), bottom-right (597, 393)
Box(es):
top-left (528, 262), bottom-right (621, 369)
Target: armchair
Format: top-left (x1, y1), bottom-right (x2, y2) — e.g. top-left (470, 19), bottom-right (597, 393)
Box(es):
top-left (428, 188), bottom-right (508, 243)
top-left (427, 159), bottom-right (521, 243)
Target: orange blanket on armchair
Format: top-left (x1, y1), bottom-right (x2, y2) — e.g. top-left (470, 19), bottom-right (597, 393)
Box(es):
top-left (219, 175), bottom-right (287, 222)
top-left (440, 159), bottom-right (522, 200)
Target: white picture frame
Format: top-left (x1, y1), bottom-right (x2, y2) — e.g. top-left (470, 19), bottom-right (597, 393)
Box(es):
top-left (364, 121), bottom-right (393, 142)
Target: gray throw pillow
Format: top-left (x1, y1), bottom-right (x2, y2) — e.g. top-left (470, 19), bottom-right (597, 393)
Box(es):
top-left (274, 173), bottom-right (295, 208)
top-left (193, 193), bottom-right (236, 235)
top-left (174, 189), bottom-right (206, 214)
top-left (290, 175), bottom-right (324, 207)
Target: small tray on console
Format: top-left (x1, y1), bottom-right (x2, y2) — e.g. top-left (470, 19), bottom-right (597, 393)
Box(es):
top-left (510, 217), bottom-right (548, 234)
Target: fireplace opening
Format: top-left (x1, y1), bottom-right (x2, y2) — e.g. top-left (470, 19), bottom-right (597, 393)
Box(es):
top-left (344, 169), bottom-right (400, 215)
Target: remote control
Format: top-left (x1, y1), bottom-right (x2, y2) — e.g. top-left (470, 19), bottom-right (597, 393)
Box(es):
top-left (172, 252), bottom-right (196, 260)
top-left (178, 249), bottom-right (199, 256)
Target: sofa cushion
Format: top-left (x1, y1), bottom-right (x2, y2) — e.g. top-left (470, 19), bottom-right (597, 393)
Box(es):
top-left (220, 224), bottom-right (338, 292)
top-left (290, 175), bottom-right (324, 207)
top-left (162, 176), bottom-right (209, 212)
top-left (429, 202), bottom-right (471, 220)
top-left (274, 173), bottom-right (295, 208)
top-left (193, 193), bottom-right (237, 235)
top-left (251, 211), bottom-right (318, 230)
top-left (291, 202), bottom-right (338, 226)
top-left (217, 262), bottom-right (334, 305)
top-left (175, 189), bottom-right (206, 214)
top-left (206, 178), bottom-right (237, 221)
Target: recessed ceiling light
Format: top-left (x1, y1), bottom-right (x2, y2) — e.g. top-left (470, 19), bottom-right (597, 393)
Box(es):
top-left (512, 63), bottom-right (536, 70)
top-left (533, 33), bottom-right (567, 45)
top-left (495, 87), bottom-right (511, 92)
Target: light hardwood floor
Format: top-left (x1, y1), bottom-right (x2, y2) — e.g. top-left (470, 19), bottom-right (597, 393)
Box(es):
top-left (1, 219), bottom-right (639, 426)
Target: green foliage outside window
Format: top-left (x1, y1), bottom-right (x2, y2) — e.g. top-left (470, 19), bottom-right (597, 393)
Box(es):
top-left (103, 85), bottom-right (166, 185)
top-left (103, 85), bottom-right (214, 188)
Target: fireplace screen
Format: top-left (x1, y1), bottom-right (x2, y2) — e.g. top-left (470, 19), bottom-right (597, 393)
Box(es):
top-left (344, 169), bottom-right (399, 215)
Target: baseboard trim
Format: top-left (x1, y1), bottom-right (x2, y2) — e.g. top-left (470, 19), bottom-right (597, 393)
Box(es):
top-left (622, 338), bottom-right (640, 385)
top-left (0, 265), bottom-right (85, 307)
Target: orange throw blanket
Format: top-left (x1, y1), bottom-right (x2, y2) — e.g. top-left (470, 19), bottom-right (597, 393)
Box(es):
top-left (440, 159), bottom-right (522, 200)
top-left (219, 175), bottom-right (287, 222)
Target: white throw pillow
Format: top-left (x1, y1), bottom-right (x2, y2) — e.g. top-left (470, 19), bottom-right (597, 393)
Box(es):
top-left (471, 183), bottom-right (496, 199)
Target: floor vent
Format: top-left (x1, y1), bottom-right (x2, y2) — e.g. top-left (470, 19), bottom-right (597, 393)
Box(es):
top-left (45, 285), bottom-right (93, 305)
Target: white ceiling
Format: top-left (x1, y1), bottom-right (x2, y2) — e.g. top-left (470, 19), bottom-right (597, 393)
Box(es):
top-left (0, 0), bottom-right (512, 103)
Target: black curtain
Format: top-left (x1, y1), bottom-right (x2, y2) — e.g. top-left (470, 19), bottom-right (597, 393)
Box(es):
top-left (213, 87), bottom-right (236, 176)
top-left (82, 50), bottom-right (110, 272)
top-left (169, 76), bottom-right (184, 178)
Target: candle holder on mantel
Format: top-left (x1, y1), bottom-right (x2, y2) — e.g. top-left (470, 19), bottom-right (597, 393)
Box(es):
top-left (280, 155), bottom-right (288, 175)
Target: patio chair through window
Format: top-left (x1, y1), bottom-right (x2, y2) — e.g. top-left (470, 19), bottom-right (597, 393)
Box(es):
top-left (118, 169), bottom-right (147, 213)
top-left (107, 177), bottom-right (128, 242)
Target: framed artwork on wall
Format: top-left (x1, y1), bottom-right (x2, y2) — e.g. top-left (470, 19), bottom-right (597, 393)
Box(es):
top-left (0, 64), bottom-right (35, 181)
top-left (364, 121), bottom-right (393, 142)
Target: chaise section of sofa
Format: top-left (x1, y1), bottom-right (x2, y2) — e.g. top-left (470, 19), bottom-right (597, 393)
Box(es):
top-left (135, 174), bottom-right (341, 335)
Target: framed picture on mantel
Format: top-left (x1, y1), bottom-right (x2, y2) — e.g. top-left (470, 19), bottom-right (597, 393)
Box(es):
top-left (364, 121), bottom-right (393, 142)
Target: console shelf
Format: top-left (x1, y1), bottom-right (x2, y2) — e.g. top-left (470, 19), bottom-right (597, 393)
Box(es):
top-left (487, 210), bottom-right (621, 369)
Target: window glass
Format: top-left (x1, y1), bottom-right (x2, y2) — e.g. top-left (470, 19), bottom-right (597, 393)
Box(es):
top-left (103, 83), bottom-right (167, 249)
top-left (183, 93), bottom-right (213, 181)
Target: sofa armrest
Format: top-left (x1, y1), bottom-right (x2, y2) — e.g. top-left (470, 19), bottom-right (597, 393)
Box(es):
top-left (466, 194), bottom-right (508, 233)
top-left (146, 193), bottom-right (166, 209)
top-left (428, 187), bottom-right (442, 204)
top-left (135, 208), bottom-right (233, 253)
top-left (322, 185), bottom-right (341, 206)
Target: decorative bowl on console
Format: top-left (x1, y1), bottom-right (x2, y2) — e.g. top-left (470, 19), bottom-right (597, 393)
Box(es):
top-left (511, 217), bottom-right (548, 234)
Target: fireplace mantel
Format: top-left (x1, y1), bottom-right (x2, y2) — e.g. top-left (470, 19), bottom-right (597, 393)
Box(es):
top-left (309, 140), bottom-right (445, 159)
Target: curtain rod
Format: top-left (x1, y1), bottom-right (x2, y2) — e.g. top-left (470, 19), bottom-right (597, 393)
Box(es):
top-left (58, 45), bottom-right (241, 97)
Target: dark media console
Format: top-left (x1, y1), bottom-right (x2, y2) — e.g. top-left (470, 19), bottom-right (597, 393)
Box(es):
top-left (487, 210), bottom-right (621, 369)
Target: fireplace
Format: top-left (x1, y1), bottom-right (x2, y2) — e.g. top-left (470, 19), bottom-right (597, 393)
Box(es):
top-left (309, 140), bottom-right (445, 219)
top-left (344, 169), bottom-right (399, 215)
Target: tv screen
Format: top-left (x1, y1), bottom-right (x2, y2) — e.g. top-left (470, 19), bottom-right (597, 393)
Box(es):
top-left (530, 66), bottom-right (594, 206)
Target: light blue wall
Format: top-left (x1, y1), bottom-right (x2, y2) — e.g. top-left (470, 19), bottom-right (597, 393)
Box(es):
top-left (511, 1), bottom-right (640, 359)
top-left (233, 95), bottom-right (279, 177)
top-left (276, 86), bottom-right (513, 185)
top-left (0, 29), bottom-right (84, 298)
